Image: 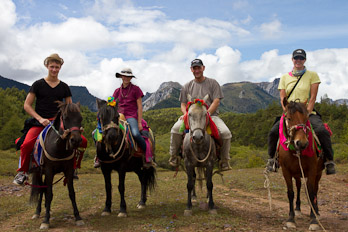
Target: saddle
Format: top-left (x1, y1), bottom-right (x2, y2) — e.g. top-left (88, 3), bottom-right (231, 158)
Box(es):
top-left (121, 119), bottom-right (155, 163)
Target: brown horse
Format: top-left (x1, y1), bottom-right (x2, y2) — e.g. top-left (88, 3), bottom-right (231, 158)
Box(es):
top-left (29, 102), bottom-right (84, 229)
top-left (278, 99), bottom-right (324, 231)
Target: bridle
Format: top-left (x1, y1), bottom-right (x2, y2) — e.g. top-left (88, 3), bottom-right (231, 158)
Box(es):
top-left (284, 113), bottom-right (310, 152)
top-left (98, 109), bottom-right (127, 161)
top-left (58, 115), bottom-right (83, 140)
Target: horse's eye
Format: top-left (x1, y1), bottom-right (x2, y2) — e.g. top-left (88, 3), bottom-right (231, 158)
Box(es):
top-left (287, 117), bottom-right (291, 121)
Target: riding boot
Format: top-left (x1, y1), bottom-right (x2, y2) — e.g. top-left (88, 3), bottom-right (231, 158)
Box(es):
top-left (324, 160), bottom-right (336, 175)
top-left (169, 133), bottom-right (182, 167)
top-left (219, 139), bottom-right (231, 171)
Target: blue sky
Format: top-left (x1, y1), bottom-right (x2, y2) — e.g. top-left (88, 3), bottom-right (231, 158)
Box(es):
top-left (1, 0), bottom-right (348, 100)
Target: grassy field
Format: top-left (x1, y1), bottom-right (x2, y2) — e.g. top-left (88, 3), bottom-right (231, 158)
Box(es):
top-left (1, 143), bottom-right (347, 231)
top-left (1, 162), bottom-right (347, 231)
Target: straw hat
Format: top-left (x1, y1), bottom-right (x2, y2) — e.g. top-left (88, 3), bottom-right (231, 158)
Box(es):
top-left (115, 67), bottom-right (136, 78)
top-left (44, 53), bottom-right (64, 67)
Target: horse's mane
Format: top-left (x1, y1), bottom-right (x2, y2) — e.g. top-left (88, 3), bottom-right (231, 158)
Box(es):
top-left (98, 104), bottom-right (119, 123)
top-left (53, 102), bottom-right (80, 129)
top-left (287, 101), bottom-right (308, 115)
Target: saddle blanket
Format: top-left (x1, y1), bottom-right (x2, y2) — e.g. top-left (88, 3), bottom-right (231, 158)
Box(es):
top-left (278, 114), bottom-right (319, 157)
top-left (32, 124), bottom-right (52, 167)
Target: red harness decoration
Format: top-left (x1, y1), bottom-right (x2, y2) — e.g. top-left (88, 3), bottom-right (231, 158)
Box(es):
top-left (184, 99), bottom-right (220, 140)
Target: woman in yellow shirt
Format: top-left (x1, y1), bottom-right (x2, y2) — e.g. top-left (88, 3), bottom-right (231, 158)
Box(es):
top-left (266, 49), bottom-right (336, 175)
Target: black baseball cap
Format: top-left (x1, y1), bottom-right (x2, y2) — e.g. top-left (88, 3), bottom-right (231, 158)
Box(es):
top-left (292, 49), bottom-right (306, 59)
top-left (191, 59), bottom-right (204, 67)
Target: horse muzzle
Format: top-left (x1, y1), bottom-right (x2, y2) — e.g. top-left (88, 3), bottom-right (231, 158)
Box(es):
top-left (294, 139), bottom-right (309, 151)
top-left (191, 128), bottom-right (205, 144)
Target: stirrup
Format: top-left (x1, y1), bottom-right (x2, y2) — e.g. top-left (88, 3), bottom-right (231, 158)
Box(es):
top-left (266, 158), bottom-right (278, 172)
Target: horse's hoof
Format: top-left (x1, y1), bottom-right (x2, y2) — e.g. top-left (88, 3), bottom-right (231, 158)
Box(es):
top-left (101, 211), bottom-right (111, 216)
top-left (137, 204), bottom-right (146, 210)
top-left (295, 210), bottom-right (302, 216)
top-left (285, 221), bottom-right (296, 229)
top-left (40, 223), bottom-right (49, 230)
top-left (209, 209), bottom-right (217, 215)
top-left (76, 220), bottom-right (85, 226)
top-left (184, 209), bottom-right (192, 216)
top-left (32, 214), bottom-right (40, 219)
top-left (309, 223), bottom-right (321, 231)
top-left (117, 212), bottom-right (127, 218)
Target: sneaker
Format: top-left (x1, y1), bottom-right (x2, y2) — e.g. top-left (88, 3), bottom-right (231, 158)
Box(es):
top-left (94, 158), bottom-right (101, 168)
top-left (13, 172), bottom-right (27, 185)
top-left (325, 161), bottom-right (336, 175)
top-left (220, 160), bottom-right (232, 171)
top-left (266, 158), bottom-right (278, 172)
top-left (169, 155), bottom-right (180, 167)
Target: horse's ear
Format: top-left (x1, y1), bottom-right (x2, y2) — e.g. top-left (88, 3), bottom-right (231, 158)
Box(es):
top-left (282, 97), bottom-right (289, 108)
top-left (187, 94), bottom-right (192, 102)
top-left (115, 98), bottom-right (119, 110)
top-left (96, 98), bottom-right (107, 110)
top-left (76, 102), bottom-right (81, 108)
top-left (55, 100), bottom-right (64, 108)
top-left (203, 94), bottom-right (209, 102)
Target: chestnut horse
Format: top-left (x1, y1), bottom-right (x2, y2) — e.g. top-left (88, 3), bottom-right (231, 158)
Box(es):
top-left (278, 99), bottom-right (324, 231)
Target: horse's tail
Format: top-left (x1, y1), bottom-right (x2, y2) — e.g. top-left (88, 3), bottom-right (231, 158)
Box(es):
top-left (143, 166), bottom-right (156, 193)
top-left (29, 168), bottom-right (43, 204)
top-left (197, 167), bottom-right (205, 191)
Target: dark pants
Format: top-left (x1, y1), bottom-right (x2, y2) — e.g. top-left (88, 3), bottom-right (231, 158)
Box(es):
top-left (267, 114), bottom-right (334, 161)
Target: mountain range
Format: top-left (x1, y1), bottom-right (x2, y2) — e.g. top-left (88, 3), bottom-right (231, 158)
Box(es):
top-left (2, 75), bottom-right (346, 113)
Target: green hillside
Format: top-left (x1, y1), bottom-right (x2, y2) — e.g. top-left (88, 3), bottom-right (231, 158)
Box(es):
top-left (221, 82), bottom-right (278, 113)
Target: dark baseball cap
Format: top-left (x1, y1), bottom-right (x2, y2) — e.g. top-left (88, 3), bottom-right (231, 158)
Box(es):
top-left (292, 49), bottom-right (306, 59)
top-left (191, 59), bottom-right (204, 67)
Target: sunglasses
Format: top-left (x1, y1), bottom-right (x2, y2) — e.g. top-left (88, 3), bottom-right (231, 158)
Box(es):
top-left (293, 56), bottom-right (305, 60)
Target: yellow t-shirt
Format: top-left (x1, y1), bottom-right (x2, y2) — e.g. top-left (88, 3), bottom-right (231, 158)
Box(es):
top-left (278, 70), bottom-right (321, 103)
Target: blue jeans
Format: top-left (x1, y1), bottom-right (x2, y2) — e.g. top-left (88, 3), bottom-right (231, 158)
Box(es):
top-left (126, 118), bottom-right (147, 152)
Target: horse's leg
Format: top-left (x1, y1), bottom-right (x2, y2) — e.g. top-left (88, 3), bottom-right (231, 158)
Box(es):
top-left (282, 168), bottom-right (296, 229)
top-left (101, 166), bottom-right (112, 216)
top-left (191, 170), bottom-right (197, 204)
top-left (65, 169), bottom-right (84, 226)
top-left (118, 171), bottom-right (127, 217)
top-left (32, 190), bottom-right (44, 219)
top-left (135, 169), bottom-right (146, 209)
top-left (184, 165), bottom-right (194, 216)
top-left (40, 172), bottom-right (53, 230)
top-left (206, 166), bottom-right (216, 214)
top-left (307, 170), bottom-right (320, 230)
top-left (294, 177), bottom-right (302, 216)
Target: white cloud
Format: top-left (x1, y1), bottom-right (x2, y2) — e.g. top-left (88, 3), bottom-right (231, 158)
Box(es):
top-left (1, 0), bottom-right (348, 103)
top-left (259, 19), bottom-right (282, 39)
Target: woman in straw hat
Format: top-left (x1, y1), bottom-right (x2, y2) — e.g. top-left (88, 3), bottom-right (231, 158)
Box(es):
top-left (95, 67), bottom-right (153, 168)
top-left (13, 53), bottom-right (87, 185)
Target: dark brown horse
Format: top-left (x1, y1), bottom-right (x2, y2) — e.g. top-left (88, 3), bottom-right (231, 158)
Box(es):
top-left (30, 102), bottom-right (84, 229)
top-left (95, 99), bottom-right (156, 218)
top-left (278, 99), bottom-right (324, 231)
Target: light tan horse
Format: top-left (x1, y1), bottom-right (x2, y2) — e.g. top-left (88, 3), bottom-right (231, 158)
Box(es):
top-left (182, 94), bottom-right (217, 216)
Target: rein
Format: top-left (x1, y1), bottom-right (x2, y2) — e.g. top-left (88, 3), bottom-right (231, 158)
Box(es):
top-left (39, 126), bottom-right (75, 163)
top-left (189, 136), bottom-right (213, 163)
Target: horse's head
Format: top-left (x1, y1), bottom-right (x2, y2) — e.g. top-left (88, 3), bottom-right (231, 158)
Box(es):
top-left (54, 101), bottom-right (83, 150)
top-left (283, 98), bottom-right (310, 151)
top-left (187, 94), bottom-right (209, 144)
top-left (97, 98), bottom-right (120, 150)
